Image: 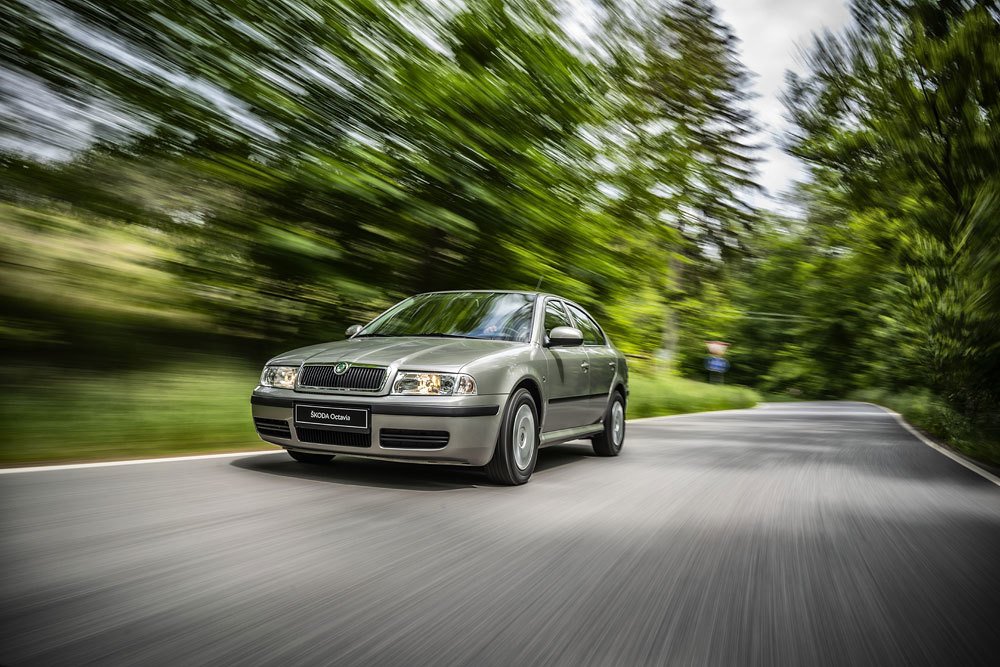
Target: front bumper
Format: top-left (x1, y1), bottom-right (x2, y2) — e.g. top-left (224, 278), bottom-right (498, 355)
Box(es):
top-left (250, 387), bottom-right (505, 466)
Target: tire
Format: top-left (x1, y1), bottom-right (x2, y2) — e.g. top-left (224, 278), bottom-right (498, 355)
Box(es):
top-left (485, 388), bottom-right (539, 485)
top-left (287, 450), bottom-right (335, 464)
top-left (592, 391), bottom-right (626, 457)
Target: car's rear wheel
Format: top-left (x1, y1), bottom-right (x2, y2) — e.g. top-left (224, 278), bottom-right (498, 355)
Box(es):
top-left (592, 391), bottom-right (626, 456)
top-left (287, 450), bottom-right (335, 464)
top-left (485, 388), bottom-right (539, 485)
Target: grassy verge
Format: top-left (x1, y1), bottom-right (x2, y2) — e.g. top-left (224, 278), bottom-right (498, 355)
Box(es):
top-left (0, 363), bottom-right (759, 465)
top-left (850, 388), bottom-right (1000, 467)
top-left (0, 361), bottom-right (263, 464)
top-left (627, 373), bottom-right (759, 419)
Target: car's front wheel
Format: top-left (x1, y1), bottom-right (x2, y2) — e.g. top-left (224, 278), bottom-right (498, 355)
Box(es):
top-left (592, 390), bottom-right (626, 456)
top-left (485, 388), bottom-right (539, 485)
top-left (287, 450), bottom-right (335, 464)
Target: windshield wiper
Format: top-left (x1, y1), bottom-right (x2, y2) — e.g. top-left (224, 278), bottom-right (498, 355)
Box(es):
top-left (352, 333), bottom-right (394, 338)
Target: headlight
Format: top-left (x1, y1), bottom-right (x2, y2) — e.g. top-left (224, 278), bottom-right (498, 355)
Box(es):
top-left (391, 372), bottom-right (477, 396)
top-left (260, 366), bottom-right (299, 389)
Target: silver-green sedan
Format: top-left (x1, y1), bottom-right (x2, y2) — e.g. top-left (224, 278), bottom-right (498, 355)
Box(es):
top-left (250, 290), bottom-right (628, 485)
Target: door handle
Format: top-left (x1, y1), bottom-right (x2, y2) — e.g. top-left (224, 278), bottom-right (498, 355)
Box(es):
top-left (580, 362), bottom-right (589, 370)
top-left (608, 362), bottom-right (616, 368)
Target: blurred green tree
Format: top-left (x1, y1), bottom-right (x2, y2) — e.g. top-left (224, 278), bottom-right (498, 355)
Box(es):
top-left (784, 0), bottom-right (1000, 418)
top-left (0, 0), bottom-right (761, 360)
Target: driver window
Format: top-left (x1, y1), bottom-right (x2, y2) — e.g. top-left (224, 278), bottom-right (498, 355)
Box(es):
top-left (543, 300), bottom-right (572, 337)
top-left (566, 303), bottom-right (604, 345)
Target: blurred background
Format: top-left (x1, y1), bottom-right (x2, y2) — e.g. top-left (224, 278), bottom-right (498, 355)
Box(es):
top-left (0, 0), bottom-right (997, 464)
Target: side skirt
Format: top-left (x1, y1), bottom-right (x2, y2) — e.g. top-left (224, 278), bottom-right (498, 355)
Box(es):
top-left (539, 423), bottom-right (604, 447)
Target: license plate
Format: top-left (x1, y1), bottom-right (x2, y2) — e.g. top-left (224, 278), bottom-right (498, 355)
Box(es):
top-left (294, 404), bottom-right (369, 430)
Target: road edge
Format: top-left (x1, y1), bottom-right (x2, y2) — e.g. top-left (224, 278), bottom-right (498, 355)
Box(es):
top-left (865, 402), bottom-right (1000, 488)
top-left (0, 450), bottom-right (278, 475)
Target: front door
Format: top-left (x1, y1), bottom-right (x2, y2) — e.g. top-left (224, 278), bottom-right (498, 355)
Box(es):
top-left (565, 302), bottom-right (616, 422)
top-left (541, 299), bottom-right (591, 432)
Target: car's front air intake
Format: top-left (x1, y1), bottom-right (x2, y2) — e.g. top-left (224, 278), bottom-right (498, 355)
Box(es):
top-left (296, 428), bottom-right (371, 448)
top-left (298, 365), bottom-right (387, 391)
top-left (380, 429), bottom-right (450, 449)
top-left (254, 417), bottom-right (291, 439)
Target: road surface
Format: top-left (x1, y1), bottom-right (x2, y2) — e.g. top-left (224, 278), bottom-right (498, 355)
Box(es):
top-left (1, 402), bottom-right (998, 666)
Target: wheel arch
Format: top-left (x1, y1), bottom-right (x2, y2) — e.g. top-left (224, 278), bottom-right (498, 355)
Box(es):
top-left (613, 381), bottom-right (627, 404)
top-left (512, 376), bottom-right (544, 425)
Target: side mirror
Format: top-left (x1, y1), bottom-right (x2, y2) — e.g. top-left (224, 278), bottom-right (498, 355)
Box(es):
top-left (547, 326), bottom-right (584, 347)
top-left (345, 324), bottom-right (363, 338)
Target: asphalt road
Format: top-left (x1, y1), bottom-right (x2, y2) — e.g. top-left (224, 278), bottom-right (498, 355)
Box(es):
top-left (2, 402), bottom-right (999, 666)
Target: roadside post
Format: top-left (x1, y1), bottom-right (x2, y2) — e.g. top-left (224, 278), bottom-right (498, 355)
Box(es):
top-left (704, 341), bottom-right (730, 384)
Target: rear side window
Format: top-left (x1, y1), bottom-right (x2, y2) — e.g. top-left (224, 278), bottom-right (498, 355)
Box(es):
top-left (566, 303), bottom-right (604, 345)
top-left (543, 300), bottom-right (572, 336)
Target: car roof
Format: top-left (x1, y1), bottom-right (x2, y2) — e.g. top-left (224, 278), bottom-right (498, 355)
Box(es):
top-left (416, 289), bottom-right (543, 297)
top-left (415, 289), bottom-right (581, 303)
top-left (414, 290), bottom-right (587, 312)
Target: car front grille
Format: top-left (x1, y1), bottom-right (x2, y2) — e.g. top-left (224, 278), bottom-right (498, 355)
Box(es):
top-left (254, 417), bottom-right (291, 439)
top-left (296, 427), bottom-right (371, 448)
top-left (298, 365), bottom-right (387, 392)
top-left (379, 428), bottom-right (450, 449)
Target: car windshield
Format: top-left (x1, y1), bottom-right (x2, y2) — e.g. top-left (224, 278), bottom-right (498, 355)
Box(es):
top-left (358, 292), bottom-right (536, 342)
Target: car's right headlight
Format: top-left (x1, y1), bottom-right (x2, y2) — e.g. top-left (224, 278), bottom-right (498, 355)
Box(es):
top-left (391, 372), bottom-right (477, 396)
top-left (260, 366), bottom-right (299, 389)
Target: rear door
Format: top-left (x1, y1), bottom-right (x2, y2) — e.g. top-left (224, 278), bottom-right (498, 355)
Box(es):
top-left (565, 302), bottom-right (617, 422)
top-left (540, 298), bottom-right (591, 432)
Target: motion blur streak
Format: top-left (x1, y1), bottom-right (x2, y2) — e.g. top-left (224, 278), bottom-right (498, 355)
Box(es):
top-left (1, 403), bottom-right (998, 665)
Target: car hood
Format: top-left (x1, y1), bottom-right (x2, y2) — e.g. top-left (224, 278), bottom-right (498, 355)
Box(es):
top-left (268, 336), bottom-right (524, 372)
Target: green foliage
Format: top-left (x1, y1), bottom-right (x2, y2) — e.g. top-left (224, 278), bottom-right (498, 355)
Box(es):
top-left (697, 214), bottom-right (891, 398)
top-left (784, 0), bottom-right (1000, 415)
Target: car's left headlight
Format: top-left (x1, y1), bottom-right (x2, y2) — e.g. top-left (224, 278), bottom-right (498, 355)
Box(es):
top-left (260, 365), bottom-right (299, 389)
top-left (391, 372), bottom-right (477, 396)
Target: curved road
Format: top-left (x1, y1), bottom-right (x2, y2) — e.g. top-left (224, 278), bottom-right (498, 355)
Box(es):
top-left (2, 402), bottom-right (998, 666)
